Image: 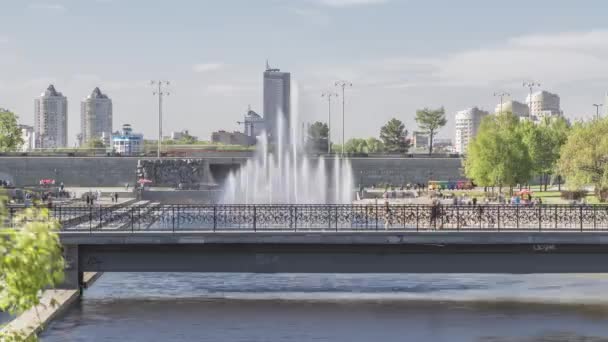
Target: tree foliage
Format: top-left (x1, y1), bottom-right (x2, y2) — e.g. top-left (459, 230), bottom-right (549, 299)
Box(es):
top-left (306, 121), bottom-right (329, 153)
top-left (0, 200), bottom-right (65, 341)
top-left (558, 118), bottom-right (608, 201)
top-left (0, 110), bottom-right (24, 152)
top-left (415, 107), bottom-right (447, 155)
top-left (84, 138), bottom-right (105, 149)
top-left (465, 112), bottom-right (532, 191)
top-left (341, 137), bottom-right (385, 154)
top-left (379, 118), bottom-right (409, 153)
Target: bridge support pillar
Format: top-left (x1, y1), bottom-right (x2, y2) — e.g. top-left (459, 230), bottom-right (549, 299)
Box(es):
top-left (58, 244), bottom-right (82, 290)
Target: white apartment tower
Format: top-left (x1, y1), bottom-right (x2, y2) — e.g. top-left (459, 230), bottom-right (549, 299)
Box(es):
top-left (34, 84), bottom-right (68, 148)
top-left (455, 107), bottom-right (489, 154)
top-left (526, 90), bottom-right (562, 121)
top-left (81, 87), bottom-right (113, 146)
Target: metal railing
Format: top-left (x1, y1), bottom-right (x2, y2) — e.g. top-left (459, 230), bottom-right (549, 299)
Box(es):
top-left (23, 204), bottom-right (608, 233)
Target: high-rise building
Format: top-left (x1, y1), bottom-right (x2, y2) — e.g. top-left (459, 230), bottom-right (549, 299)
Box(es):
top-left (455, 107), bottom-right (489, 154)
top-left (526, 90), bottom-right (562, 121)
top-left (494, 100), bottom-right (530, 118)
top-left (81, 87), bottom-right (113, 146)
top-left (34, 84), bottom-right (68, 148)
top-left (19, 125), bottom-right (36, 152)
top-left (263, 62), bottom-right (290, 141)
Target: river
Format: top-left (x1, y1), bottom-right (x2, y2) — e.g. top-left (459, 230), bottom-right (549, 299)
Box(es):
top-left (39, 273), bottom-right (608, 341)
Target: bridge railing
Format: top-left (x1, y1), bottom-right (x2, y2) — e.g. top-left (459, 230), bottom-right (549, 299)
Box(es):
top-left (39, 204), bottom-right (608, 232)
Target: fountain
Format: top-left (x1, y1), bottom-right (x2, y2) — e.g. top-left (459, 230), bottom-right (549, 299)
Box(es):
top-left (221, 85), bottom-right (354, 204)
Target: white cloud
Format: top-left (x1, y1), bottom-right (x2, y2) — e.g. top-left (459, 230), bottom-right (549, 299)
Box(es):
top-left (27, 3), bottom-right (66, 11)
top-left (193, 63), bottom-right (225, 73)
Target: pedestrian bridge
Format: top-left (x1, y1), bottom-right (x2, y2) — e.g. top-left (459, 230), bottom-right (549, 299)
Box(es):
top-left (47, 203), bottom-right (608, 289)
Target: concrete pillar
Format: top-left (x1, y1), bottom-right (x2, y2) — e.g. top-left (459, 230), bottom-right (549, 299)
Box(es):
top-left (58, 245), bottom-right (81, 290)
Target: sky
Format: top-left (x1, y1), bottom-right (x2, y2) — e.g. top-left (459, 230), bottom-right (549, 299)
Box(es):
top-left (1, 0), bottom-right (608, 146)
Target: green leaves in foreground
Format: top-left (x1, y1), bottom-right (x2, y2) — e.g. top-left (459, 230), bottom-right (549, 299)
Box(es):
top-left (0, 207), bottom-right (64, 314)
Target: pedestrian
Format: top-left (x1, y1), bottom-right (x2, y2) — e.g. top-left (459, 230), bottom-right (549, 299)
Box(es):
top-left (472, 197), bottom-right (477, 206)
top-left (126, 183), bottom-right (130, 191)
top-left (114, 192), bottom-right (119, 203)
top-left (430, 199), bottom-right (439, 229)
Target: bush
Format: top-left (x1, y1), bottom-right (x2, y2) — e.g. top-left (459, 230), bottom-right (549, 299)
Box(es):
top-left (560, 190), bottom-right (587, 201)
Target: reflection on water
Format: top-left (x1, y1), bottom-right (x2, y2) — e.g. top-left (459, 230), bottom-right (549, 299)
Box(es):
top-left (40, 273), bottom-right (608, 342)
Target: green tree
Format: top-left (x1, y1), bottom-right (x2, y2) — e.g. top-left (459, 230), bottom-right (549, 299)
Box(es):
top-left (558, 118), bottom-right (608, 201)
top-left (465, 112), bottom-right (532, 193)
top-left (84, 138), bottom-right (105, 149)
top-left (365, 137), bottom-right (384, 153)
top-left (379, 118), bottom-right (409, 153)
top-left (343, 138), bottom-right (367, 154)
top-left (0, 110), bottom-right (24, 152)
top-left (306, 121), bottom-right (329, 153)
top-left (177, 132), bottom-right (198, 144)
top-left (0, 201), bottom-right (65, 341)
top-left (415, 107), bottom-right (447, 155)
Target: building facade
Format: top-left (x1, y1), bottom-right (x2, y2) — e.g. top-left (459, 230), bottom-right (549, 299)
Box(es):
top-left (243, 107), bottom-right (265, 137)
top-left (412, 131), bottom-right (429, 150)
top-left (112, 124), bottom-right (143, 156)
top-left (19, 125), bottom-right (36, 152)
top-left (454, 107), bottom-right (489, 154)
top-left (263, 63), bottom-right (290, 141)
top-left (212, 130), bottom-right (256, 146)
top-left (526, 90), bottom-right (562, 121)
top-left (81, 87), bottom-right (112, 146)
top-left (494, 100), bottom-right (530, 118)
top-left (34, 84), bottom-right (68, 148)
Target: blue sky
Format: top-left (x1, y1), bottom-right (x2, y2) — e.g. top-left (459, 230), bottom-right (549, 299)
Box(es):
top-left (1, 0), bottom-right (608, 145)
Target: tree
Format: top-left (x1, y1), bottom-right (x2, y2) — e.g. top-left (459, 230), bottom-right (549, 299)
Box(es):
top-left (343, 138), bottom-right (367, 154)
top-left (84, 138), bottom-right (105, 149)
top-left (365, 137), bottom-right (384, 153)
top-left (558, 118), bottom-right (608, 201)
top-left (177, 132), bottom-right (198, 145)
top-left (465, 112), bottom-right (532, 193)
top-left (415, 107), bottom-right (447, 155)
top-left (306, 121), bottom-right (329, 153)
top-left (0, 109), bottom-right (24, 152)
top-left (379, 118), bottom-right (409, 153)
top-left (0, 201), bottom-right (65, 341)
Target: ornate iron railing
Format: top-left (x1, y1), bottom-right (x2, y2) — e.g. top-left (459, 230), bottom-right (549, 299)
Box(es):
top-left (26, 204), bottom-right (608, 233)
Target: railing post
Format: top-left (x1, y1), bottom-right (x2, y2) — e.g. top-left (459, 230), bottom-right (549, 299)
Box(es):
top-left (457, 206), bottom-right (460, 231)
top-left (213, 206), bottom-right (217, 232)
top-left (594, 205), bottom-right (597, 230)
top-left (294, 206), bottom-right (298, 232)
top-left (253, 206), bottom-right (257, 231)
top-left (497, 206), bottom-right (500, 232)
top-left (131, 207), bottom-right (134, 233)
top-left (335, 206), bottom-right (338, 232)
top-left (580, 206), bottom-right (584, 232)
top-left (172, 206), bottom-right (176, 232)
top-left (365, 205), bottom-right (368, 229)
top-left (402, 206), bottom-right (406, 230)
top-left (89, 205), bottom-right (92, 233)
top-left (416, 206), bottom-right (419, 232)
top-left (516, 206), bottom-right (519, 229)
top-left (375, 204), bottom-right (378, 231)
top-left (554, 205), bottom-right (558, 230)
top-left (538, 206), bottom-right (542, 232)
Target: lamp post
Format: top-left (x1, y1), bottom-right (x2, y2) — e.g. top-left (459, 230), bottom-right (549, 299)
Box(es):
top-left (523, 81), bottom-right (540, 119)
top-left (321, 91), bottom-right (338, 154)
top-left (151, 81), bottom-right (170, 159)
top-left (334, 80), bottom-right (352, 155)
top-left (493, 92), bottom-right (511, 115)
top-left (593, 104), bottom-right (603, 120)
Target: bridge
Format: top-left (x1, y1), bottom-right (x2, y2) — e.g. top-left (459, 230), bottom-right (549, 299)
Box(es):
top-left (34, 203), bottom-right (608, 289)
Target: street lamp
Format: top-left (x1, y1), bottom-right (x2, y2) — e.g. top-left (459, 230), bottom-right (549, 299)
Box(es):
top-left (334, 80), bottom-right (352, 155)
top-left (321, 91), bottom-right (338, 154)
top-left (523, 81), bottom-right (540, 119)
top-left (493, 92), bottom-right (511, 115)
top-left (593, 104), bottom-right (603, 120)
top-left (151, 81), bottom-right (170, 159)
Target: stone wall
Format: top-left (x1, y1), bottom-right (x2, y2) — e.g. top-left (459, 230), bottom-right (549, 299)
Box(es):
top-left (0, 156), bottom-right (463, 188)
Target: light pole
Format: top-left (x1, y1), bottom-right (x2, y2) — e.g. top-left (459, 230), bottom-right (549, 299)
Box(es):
top-left (334, 80), bottom-right (352, 155)
top-left (493, 92), bottom-right (511, 115)
top-left (321, 91), bottom-right (338, 154)
top-left (151, 81), bottom-right (170, 159)
top-left (593, 104), bottom-right (603, 120)
top-left (523, 81), bottom-right (540, 119)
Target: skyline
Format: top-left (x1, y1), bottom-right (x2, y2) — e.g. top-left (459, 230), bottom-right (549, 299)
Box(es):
top-left (2, 0), bottom-right (608, 145)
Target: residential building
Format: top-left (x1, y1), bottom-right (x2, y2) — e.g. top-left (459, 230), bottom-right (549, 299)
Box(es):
top-left (526, 90), bottom-right (562, 121)
top-left (19, 125), bottom-right (36, 152)
top-left (455, 107), bottom-right (489, 154)
top-left (495, 100), bottom-right (530, 118)
top-left (112, 124), bottom-right (143, 156)
top-left (81, 87), bottom-right (113, 146)
top-left (412, 131), bottom-right (429, 150)
top-left (263, 62), bottom-right (290, 141)
top-left (34, 84), bottom-right (68, 148)
top-left (211, 130), bottom-right (256, 146)
top-left (243, 107), bottom-right (265, 137)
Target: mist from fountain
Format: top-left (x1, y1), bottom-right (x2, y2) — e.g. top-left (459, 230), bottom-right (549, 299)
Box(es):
top-left (221, 84), bottom-right (354, 204)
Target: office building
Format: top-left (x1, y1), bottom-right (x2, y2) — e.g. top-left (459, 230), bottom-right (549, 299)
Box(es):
top-left (263, 62), bottom-right (290, 141)
top-left (495, 100), bottom-right (530, 118)
top-left (81, 87), bottom-right (112, 146)
top-left (526, 90), bottom-right (562, 121)
top-left (243, 107), bottom-right (265, 137)
top-left (112, 124), bottom-right (143, 156)
top-left (412, 131), bottom-right (430, 150)
top-left (19, 125), bottom-right (36, 152)
top-left (34, 84), bottom-right (68, 148)
top-left (455, 107), bottom-right (489, 154)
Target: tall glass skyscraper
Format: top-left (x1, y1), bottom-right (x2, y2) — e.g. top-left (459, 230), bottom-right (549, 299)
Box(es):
top-left (34, 84), bottom-right (68, 148)
top-left (263, 62), bottom-right (290, 141)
